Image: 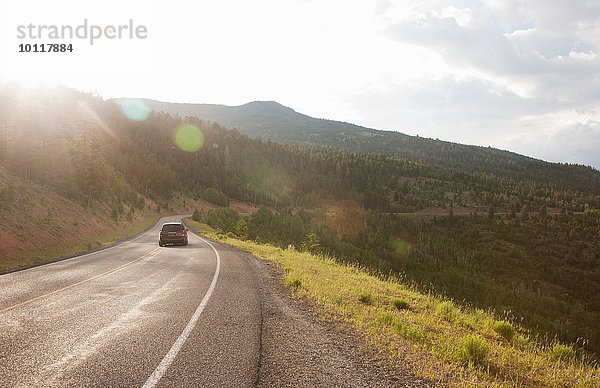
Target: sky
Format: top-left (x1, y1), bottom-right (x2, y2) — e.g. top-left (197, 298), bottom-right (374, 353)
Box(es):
top-left (2, 0), bottom-right (599, 169)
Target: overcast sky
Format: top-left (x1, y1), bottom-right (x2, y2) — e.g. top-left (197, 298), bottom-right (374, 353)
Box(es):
top-left (2, 0), bottom-right (600, 169)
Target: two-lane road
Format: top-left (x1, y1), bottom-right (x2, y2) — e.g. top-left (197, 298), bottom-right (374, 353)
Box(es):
top-left (0, 216), bottom-right (262, 387)
top-left (0, 216), bottom-right (422, 387)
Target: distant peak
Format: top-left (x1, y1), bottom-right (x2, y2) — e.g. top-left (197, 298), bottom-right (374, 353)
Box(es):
top-left (239, 100), bottom-right (296, 114)
top-left (244, 100), bottom-right (283, 106)
top-left (242, 101), bottom-right (290, 109)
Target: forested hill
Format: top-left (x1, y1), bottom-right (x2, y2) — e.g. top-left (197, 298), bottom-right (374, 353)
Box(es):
top-left (128, 98), bottom-right (600, 194)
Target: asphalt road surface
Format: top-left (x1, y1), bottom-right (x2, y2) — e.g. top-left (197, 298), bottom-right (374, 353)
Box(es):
top-left (0, 216), bottom-right (423, 387)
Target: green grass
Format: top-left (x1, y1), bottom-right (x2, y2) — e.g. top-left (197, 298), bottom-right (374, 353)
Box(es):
top-left (391, 298), bottom-right (409, 310)
top-left (390, 237), bottom-right (411, 255)
top-left (183, 219), bottom-right (215, 234)
top-left (491, 320), bottom-right (516, 342)
top-left (550, 344), bottom-right (575, 361)
top-left (436, 301), bottom-right (459, 322)
top-left (286, 273), bottom-right (302, 289)
top-left (457, 335), bottom-right (488, 365)
top-left (205, 233), bottom-right (600, 387)
top-left (375, 312), bottom-right (396, 327)
top-left (358, 291), bottom-right (373, 305)
top-left (394, 322), bottom-right (427, 345)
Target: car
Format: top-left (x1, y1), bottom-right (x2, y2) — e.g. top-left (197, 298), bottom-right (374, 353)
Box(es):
top-left (158, 222), bottom-right (189, 246)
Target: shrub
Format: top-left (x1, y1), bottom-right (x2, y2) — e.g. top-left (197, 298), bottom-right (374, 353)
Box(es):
top-left (436, 301), bottom-right (458, 321)
top-left (457, 335), bottom-right (488, 365)
top-left (202, 188), bottom-right (229, 207)
top-left (285, 273), bottom-right (302, 289)
top-left (300, 231), bottom-right (320, 253)
top-left (358, 291), bottom-right (373, 305)
top-left (233, 218), bottom-right (249, 240)
top-left (514, 334), bottom-right (530, 348)
top-left (192, 208), bottom-right (201, 222)
top-left (492, 320), bottom-right (515, 341)
top-left (391, 298), bottom-right (409, 310)
top-left (550, 343), bottom-right (575, 361)
top-left (205, 207), bottom-right (240, 232)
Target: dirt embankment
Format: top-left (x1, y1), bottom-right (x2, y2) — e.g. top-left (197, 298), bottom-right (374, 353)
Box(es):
top-left (0, 168), bottom-right (258, 273)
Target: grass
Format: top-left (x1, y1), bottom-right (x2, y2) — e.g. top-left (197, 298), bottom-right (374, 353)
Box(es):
top-left (436, 300), bottom-right (459, 322)
top-left (358, 291), bottom-right (373, 305)
top-left (394, 321), bottom-right (427, 345)
top-left (491, 320), bottom-right (516, 342)
top-left (457, 335), bottom-right (488, 365)
top-left (375, 312), bottom-right (396, 326)
top-left (391, 298), bottom-right (409, 310)
top-left (391, 237), bottom-right (411, 255)
top-left (203, 231), bottom-right (600, 387)
top-left (286, 273), bottom-right (302, 289)
top-left (551, 344), bottom-right (575, 361)
top-left (184, 219), bottom-right (215, 234)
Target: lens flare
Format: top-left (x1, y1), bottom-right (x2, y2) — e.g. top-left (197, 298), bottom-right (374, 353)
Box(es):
top-left (118, 99), bottom-right (149, 121)
top-left (326, 200), bottom-right (366, 241)
top-left (175, 124), bottom-right (204, 152)
top-left (391, 237), bottom-right (411, 255)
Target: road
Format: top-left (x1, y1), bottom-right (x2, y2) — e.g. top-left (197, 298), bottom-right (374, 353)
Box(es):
top-left (0, 216), bottom-right (422, 387)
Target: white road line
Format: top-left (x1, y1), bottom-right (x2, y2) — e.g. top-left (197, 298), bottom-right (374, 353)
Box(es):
top-left (142, 233), bottom-right (221, 388)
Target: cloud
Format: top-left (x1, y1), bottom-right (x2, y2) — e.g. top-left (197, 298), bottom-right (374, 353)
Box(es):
top-left (505, 120), bottom-right (600, 169)
top-left (549, 121), bottom-right (600, 168)
top-left (382, 1), bottom-right (600, 102)
top-left (350, 76), bottom-right (565, 140)
top-left (483, 0), bottom-right (600, 30)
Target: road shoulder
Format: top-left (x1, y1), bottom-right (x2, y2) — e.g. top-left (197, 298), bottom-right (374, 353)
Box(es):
top-left (217, 242), bottom-right (429, 388)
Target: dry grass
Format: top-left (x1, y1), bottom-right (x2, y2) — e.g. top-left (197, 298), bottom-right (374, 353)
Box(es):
top-left (207, 232), bottom-right (599, 387)
top-left (0, 213), bottom-right (160, 273)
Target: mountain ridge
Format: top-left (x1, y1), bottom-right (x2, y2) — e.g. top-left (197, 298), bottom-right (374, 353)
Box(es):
top-left (114, 98), bottom-right (600, 194)
top-left (121, 98), bottom-right (562, 159)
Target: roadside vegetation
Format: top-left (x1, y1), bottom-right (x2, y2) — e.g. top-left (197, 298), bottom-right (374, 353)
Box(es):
top-left (189, 220), bottom-right (598, 387)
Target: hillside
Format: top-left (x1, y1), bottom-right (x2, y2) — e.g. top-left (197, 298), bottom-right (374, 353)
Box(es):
top-left (0, 166), bottom-right (157, 272)
top-left (202, 228), bottom-right (598, 387)
top-left (132, 98), bottom-right (600, 194)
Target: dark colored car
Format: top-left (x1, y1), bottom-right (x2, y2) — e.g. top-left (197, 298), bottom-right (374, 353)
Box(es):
top-left (159, 222), bottom-right (189, 246)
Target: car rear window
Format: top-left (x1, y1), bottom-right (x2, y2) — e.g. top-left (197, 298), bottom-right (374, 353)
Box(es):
top-left (162, 224), bottom-right (183, 231)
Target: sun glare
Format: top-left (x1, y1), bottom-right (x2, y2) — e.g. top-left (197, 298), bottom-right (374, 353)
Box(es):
top-left (174, 124), bottom-right (204, 152)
